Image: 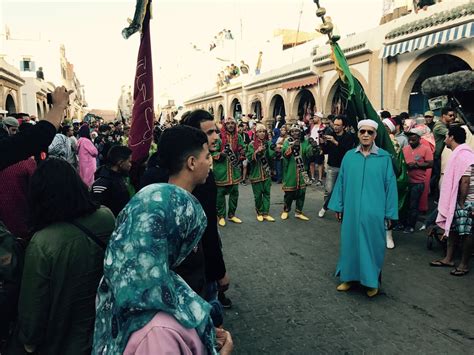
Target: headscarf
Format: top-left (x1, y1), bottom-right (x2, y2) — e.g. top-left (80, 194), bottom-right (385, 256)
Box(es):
top-left (220, 117), bottom-right (239, 152)
top-left (382, 118), bottom-right (396, 133)
top-left (93, 183), bottom-right (216, 354)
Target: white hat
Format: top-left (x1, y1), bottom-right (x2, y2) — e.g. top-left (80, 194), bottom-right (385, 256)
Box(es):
top-left (357, 119), bottom-right (378, 130)
top-left (382, 118), bottom-right (395, 133)
top-left (314, 112), bottom-right (324, 119)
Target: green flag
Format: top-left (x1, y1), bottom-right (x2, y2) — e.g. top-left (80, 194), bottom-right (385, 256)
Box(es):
top-left (330, 42), bottom-right (395, 156)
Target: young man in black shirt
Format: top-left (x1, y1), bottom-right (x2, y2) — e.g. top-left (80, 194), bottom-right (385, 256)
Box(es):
top-left (318, 115), bottom-right (355, 217)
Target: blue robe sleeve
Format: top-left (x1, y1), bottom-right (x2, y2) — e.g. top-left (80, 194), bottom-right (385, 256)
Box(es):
top-left (328, 156), bottom-right (345, 213)
top-left (384, 156), bottom-right (399, 221)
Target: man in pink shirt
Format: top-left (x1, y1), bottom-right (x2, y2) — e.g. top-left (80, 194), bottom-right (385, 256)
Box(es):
top-left (402, 128), bottom-right (433, 233)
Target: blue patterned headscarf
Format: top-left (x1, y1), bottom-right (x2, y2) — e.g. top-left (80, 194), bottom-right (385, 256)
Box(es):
top-left (92, 183), bottom-right (217, 354)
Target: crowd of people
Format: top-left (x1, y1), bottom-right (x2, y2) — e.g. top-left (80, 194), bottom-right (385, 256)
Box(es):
top-left (0, 85), bottom-right (472, 354)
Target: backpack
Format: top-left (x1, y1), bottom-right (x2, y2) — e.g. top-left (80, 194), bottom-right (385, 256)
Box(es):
top-left (0, 221), bottom-right (25, 342)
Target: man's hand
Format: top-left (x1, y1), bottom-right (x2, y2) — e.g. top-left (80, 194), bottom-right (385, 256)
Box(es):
top-left (218, 273), bottom-right (230, 292)
top-left (386, 219), bottom-right (392, 229)
top-left (336, 212), bottom-right (343, 222)
top-left (324, 135), bottom-right (336, 144)
top-left (216, 328), bottom-right (233, 354)
top-left (43, 86), bottom-right (73, 129)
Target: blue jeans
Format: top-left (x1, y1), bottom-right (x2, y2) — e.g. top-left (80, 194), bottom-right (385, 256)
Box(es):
top-left (323, 166), bottom-right (339, 210)
top-left (407, 182), bottom-right (425, 228)
top-left (205, 281), bottom-right (223, 327)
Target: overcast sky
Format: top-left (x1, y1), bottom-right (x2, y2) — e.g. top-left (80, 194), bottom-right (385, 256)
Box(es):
top-left (1, 0), bottom-right (382, 109)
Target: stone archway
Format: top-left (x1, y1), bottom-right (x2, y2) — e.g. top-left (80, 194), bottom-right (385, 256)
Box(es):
top-left (400, 54), bottom-right (472, 116)
top-left (208, 106), bottom-right (215, 116)
top-left (5, 94), bottom-right (16, 114)
top-left (396, 46), bottom-right (473, 113)
top-left (217, 104), bottom-right (225, 121)
top-left (37, 102), bottom-right (42, 118)
top-left (291, 88), bottom-right (316, 122)
top-left (268, 94), bottom-right (286, 120)
top-left (250, 100), bottom-right (263, 119)
top-left (43, 101), bottom-right (48, 116)
top-left (230, 98), bottom-right (242, 119)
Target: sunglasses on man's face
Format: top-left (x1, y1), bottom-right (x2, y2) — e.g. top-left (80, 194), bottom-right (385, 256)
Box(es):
top-left (359, 129), bottom-right (375, 136)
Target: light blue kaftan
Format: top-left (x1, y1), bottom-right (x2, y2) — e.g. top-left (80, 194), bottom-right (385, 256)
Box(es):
top-left (328, 144), bottom-right (398, 288)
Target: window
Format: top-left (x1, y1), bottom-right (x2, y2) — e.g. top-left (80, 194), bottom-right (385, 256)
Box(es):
top-left (20, 58), bottom-right (35, 72)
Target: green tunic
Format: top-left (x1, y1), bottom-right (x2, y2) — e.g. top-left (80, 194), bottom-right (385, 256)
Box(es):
top-left (281, 139), bottom-right (314, 191)
top-left (17, 207), bottom-right (115, 354)
top-left (212, 134), bottom-right (245, 186)
top-left (246, 141), bottom-right (275, 183)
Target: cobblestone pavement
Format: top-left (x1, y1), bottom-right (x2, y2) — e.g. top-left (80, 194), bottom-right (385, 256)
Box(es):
top-left (219, 182), bottom-right (474, 354)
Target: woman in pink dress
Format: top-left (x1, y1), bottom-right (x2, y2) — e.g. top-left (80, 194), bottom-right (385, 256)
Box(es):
top-left (77, 125), bottom-right (98, 188)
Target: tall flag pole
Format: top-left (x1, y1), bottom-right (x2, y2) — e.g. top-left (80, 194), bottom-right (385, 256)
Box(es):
top-left (312, 0), bottom-right (395, 156)
top-left (123, 0), bottom-right (154, 188)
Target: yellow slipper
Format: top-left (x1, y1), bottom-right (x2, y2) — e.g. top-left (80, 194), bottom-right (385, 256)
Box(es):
top-left (229, 216), bottom-right (242, 224)
top-left (263, 215), bottom-right (275, 222)
top-left (256, 215), bottom-right (264, 222)
top-left (218, 218), bottom-right (226, 227)
top-left (295, 213), bottom-right (309, 221)
top-left (281, 212), bottom-right (289, 220)
top-left (336, 282), bottom-right (352, 292)
top-left (366, 288), bottom-right (379, 298)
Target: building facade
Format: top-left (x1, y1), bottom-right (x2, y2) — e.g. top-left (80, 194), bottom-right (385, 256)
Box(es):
top-left (184, 0), bottom-right (473, 126)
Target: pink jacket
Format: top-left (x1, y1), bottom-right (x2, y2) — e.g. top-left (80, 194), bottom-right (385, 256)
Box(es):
top-left (77, 137), bottom-right (98, 187)
top-left (436, 143), bottom-right (474, 236)
top-left (124, 312), bottom-right (206, 355)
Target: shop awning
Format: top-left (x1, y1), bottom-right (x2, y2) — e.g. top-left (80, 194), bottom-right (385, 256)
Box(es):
top-left (282, 76), bottom-right (319, 90)
top-left (381, 21), bottom-right (473, 58)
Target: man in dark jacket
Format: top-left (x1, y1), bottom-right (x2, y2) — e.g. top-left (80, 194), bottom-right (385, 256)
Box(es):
top-left (141, 109), bottom-right (231, 318)
top-left (91, 146), bottom-right (133, 217)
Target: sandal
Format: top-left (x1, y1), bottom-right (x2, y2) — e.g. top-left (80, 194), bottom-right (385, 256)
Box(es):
top-left (429, 260), bottom-right (454, 267)
top-left (450, 268), bottom-right (469, 276)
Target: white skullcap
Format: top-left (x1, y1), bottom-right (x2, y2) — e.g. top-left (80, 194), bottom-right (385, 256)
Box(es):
top-left (382, 118), bottom-right (395, 133)
top-left (357, 119), bottom-right (378, 130)
top-left (314, 112), bottom-right (324, 119)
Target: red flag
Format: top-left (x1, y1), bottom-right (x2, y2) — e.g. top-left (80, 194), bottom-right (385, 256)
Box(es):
top-left (128, 0), bottom-right (154, 164)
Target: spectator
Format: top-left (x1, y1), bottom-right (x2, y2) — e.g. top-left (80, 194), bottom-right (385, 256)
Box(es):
top-left (14, 158), bottom-right (115, 354)
top-left (308, 112), bottom-right (325, 185)
top-left (3, 116), bottom-right (19, 136)
top-left (318, 115), bottom-right (355, 218)
top-left (0, 86), bottom-right (71, 171)
top-left (424, 110), bottom-right (435, 131)
top-left (401, 128), bottom-right (433, 233)
top-left (274, 125), bottom-right (288, 183)
top-left (91, 146), bottom-right (133, 217)
top-left (431, 125), bottom-right (474, 276)
top-left (77, 125), bottom-right (98, 188)
top-left (94, 124), bottom-right (113, 166)
top-left (432, 107), bottom-right (455, 195)
top-left (93, 126), bottom-right (233, 355)
top-left (393, 115), bottom-right (409, 149)
top-left (48, 125), bottom-right (75, 165)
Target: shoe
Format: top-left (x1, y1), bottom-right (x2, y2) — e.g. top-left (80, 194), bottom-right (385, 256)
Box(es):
top-left (403, 227), bottom-right (414, 234)
top-left (295, 213), bottom-right (309, 221)
top-left (393, 224), bottom-right (404, 231)
top-left (241, 180), bottom-right (247, 186)
top-left (218, 218), bottom-right (226, 227)
top-left (366, 288), bottom-right (379, 298)
top-left (336, 282), bottom-right (352, 291)
top-left (315, 180), bottom-right (323, 186)
top-left (229, 216), bottom-right (242, 224)
top-left (256, 215), bottom-right (264, 222)
top-left (419, 224), bottom-right (426, 231)
top-left (281, 211), bottom-right (289, 220)
top-left (263, 215), bottom-right (275, 222)
top-left (386, 230), bottom-right (395, 249)
top-left (309, 178), bottom-right (315, 184)
top-left (218, 291), bottom-right (232, 309)
top-left (318, 207), bottom-right (326, 218)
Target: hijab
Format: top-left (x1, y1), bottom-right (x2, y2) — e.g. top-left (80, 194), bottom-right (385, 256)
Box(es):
top-left (93, 183), bottom-right (216, 354)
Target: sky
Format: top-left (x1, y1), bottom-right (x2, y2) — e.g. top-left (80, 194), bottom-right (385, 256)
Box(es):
top-left (1, 0), bottom-right (382, 110)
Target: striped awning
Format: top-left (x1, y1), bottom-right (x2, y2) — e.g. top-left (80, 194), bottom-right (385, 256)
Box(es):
top-left (381, 21), bottom-right (473, 58)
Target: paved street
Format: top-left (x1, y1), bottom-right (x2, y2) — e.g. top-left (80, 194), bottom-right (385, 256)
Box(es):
top-left (219, 182), bottom-right (474, 354)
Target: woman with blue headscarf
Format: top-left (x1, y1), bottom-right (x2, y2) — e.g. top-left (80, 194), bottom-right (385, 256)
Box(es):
top-left (92, 126), bottom-right (233, 354)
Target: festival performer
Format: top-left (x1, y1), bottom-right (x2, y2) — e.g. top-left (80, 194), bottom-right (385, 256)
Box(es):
top-left (329, 119), bottom-right (398, 297)
top-left (213, 117), bottom-right (245, 227)
top-left (280, 124), bottom-right (315, 221)
top-left (246, 123), bottom-right (276, 222)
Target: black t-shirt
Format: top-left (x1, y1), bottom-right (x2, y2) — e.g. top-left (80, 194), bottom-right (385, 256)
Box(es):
top-left (322, 132), bottom-right (355, 168)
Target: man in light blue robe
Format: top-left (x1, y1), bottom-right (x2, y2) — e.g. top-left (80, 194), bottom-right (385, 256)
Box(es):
top-left (328, 119), bottom-right (398, 297)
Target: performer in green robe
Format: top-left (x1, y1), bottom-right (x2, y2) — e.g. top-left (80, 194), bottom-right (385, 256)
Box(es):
top-left (328, 119), bottom-right (398, 297)
top-left (281, 124), bottom-right (315, 221)
top-left (212, 117), bottom-right (245, 226)
top-left (246, 123), bottom-right (276, 222)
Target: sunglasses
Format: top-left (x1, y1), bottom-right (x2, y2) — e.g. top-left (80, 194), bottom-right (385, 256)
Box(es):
top-left (359, 129), bottom-right (375, 135)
